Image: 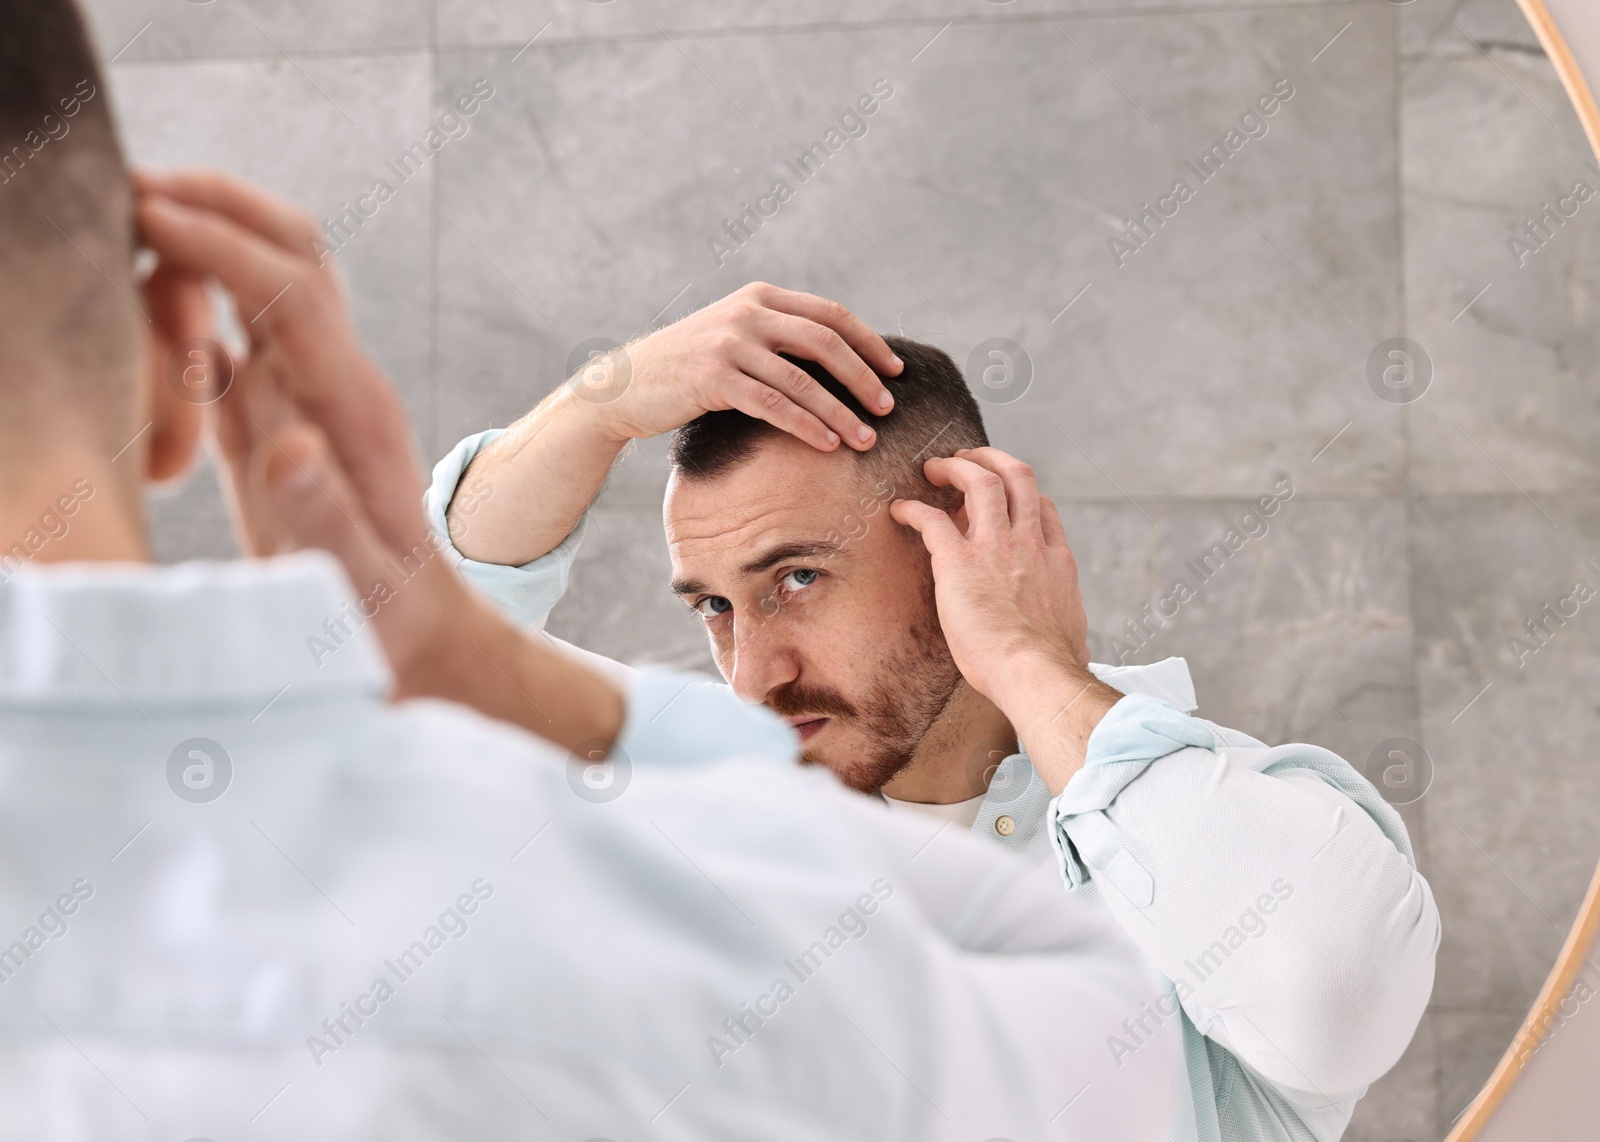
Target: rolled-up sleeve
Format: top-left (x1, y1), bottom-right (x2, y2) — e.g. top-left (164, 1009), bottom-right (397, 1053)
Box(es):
top-left (1049, 693), bottom-right (1440, 1099)
top-left (423, 429), bottom-right (589, 631)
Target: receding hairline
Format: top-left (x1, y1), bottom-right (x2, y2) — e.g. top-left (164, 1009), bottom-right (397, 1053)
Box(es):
top-left (667, 414), bottom-right (970, 522)
top-left (669, 336), bottom-right (988, 481)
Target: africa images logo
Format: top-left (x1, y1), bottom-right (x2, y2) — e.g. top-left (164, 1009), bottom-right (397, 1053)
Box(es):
top-left (706, 879), bottom-right (894, 1067)
top-left (166, 738), bottom-right (232, 804)
top-left (307, 879), bottom-right (494, 1066)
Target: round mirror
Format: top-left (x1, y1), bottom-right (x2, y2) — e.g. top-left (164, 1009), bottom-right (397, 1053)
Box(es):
top-left (92, 0), bottom-right (1600, 1135)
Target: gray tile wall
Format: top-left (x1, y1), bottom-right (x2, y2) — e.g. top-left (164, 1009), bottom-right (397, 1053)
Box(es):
top-left (88, 0), bottom-right (1600, 1136)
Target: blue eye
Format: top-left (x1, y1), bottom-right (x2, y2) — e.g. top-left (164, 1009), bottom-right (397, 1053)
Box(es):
top-left (781, 568), bottom-right (820, 592)
top-left (694, 595), bottom-right (732, 618)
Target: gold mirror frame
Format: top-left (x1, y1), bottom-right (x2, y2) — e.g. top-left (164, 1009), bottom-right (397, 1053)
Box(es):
top-left (1444, 8), bottom-right (1600, 1136)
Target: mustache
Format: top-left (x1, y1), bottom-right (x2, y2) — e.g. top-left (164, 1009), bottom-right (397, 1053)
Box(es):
top-left (765, 681), bottom-right (858, 721)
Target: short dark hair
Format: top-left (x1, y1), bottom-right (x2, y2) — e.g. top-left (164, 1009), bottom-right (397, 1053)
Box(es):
top-left (669, 336), bottom-right (989, 502)
top-left (0, 0), bottom-right (136, 448)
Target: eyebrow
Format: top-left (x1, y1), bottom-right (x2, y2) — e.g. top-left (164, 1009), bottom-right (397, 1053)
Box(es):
top-left (669, 539), bottom-right (846, 597)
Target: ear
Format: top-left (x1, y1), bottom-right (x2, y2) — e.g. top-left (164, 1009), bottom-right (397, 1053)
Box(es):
top-left (138, 262), bottom-right (217, 484)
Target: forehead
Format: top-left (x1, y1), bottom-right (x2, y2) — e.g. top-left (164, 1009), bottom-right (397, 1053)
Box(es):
top-left (665, 434), bottom-right (871, 570)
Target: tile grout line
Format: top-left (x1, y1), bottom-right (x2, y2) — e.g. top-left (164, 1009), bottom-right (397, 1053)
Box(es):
top-left (102, 0), bottom-right (1402, 68)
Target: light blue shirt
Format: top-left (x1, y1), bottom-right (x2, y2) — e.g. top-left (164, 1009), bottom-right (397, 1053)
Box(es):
top-left (426, 429), bottom-right (1443, 1142)
top-left (0, 551), bottom-right (1195, 1139)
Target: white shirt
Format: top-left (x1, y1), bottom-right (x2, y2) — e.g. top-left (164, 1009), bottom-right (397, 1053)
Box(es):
top-left (0, 553), bottom-right (1190, 1140)
top-left (424, 428), bottom-right (1444, 1142)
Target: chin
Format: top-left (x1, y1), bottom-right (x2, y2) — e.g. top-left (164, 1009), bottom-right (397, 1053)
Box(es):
top-left (798, 745), bottom-right (844, 776)
top-left (799, 744), bottom-right (904, 796)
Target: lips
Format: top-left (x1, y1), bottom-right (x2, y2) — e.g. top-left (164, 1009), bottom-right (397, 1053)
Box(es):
top-left (784, 716), bottom-right (829, 743)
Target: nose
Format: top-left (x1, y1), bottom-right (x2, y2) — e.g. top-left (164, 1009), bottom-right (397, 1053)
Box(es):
top-left (724, 609), bottom-right (800, 705)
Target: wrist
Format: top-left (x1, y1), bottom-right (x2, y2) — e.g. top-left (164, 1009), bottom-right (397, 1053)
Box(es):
top-left (397, 574), bottom-right (625, 753)
top-left (987, 643), bottom-right (1084, 720)
top-left (996, 650), bottom-right (1121, 796)
top-left (544, 381), bottom-right (634, 448)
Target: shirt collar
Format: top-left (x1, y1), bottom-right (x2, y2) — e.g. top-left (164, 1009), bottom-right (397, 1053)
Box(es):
top-left (0, 551), bottom-right (392, 715)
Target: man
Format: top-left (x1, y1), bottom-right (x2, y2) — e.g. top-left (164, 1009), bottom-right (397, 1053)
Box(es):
top-left (0, 3), bottom-right (1193, 1137)
top-left (435, 300), bottom-right (1443, 1138)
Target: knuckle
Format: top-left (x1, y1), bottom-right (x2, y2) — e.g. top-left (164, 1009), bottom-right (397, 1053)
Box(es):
top-left (756, 384), bottom-right (788, 413)
top-left (809, 325), bottom-right (845, 356)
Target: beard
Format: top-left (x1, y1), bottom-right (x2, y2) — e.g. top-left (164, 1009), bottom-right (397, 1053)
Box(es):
top-left (764, 581), bottom-right (965, 793)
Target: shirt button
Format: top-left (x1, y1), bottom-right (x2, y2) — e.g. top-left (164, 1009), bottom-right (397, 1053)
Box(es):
top-left (994, 815), bottom-right (1015, 837)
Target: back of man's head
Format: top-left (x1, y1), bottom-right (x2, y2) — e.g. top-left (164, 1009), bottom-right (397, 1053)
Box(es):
top-left (669, 336), bottom-right (989, 506)
top-left (0, 0), bottom-right (135, 458)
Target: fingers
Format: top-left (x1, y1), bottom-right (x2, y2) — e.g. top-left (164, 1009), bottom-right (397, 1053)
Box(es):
top-left (264, 422), bottom-right (467, 686)
top-left (1040, 495), bottom-right (1069, 548)
top-left (141, 260), bottom-right (216, 383)
top-left (745, 285), bottom-right (899, 409)
top-left (138, 192), bottom-right (402, 494)
top-left (922, 455), bottom-right (1010, 539)
top-left (142, 260), bottom-right (211, 329)
top-left (738, 342), bottom-right (874, 451)
top-left (889, 498), bottom-right (964, 556)
top-left (135, 167), bottom-right (325, 262)
top-left (759, 308), bottom-right (893, 418)
top-left (211, 348), bottom-right (309, 556)
top-left (715, 372), bottom-right (841, 451)
top-left (953, 447), bottom-right (1040, 532)
top-left (137, 195), bottom-right (318, 337)
top-left (261, 422), bottom-right (391, 583)
top-left (137, 171), bottom-right (435, 605)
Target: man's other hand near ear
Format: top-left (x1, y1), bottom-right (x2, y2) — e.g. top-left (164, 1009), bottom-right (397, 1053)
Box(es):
top-left (891, 447), bottom-right (1123, 795)
top-left (133, 168), bottom-right (624, 755)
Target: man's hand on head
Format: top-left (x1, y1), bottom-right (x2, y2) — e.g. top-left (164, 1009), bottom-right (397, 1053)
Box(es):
top-left (592, 282), bottom-right (903, 452)
top-left (133, 167), bottom-right (623, 753)
top-left (888, 447), bottom-right (1122, 794)
top-left (446, 282), bottom-right (904, 567)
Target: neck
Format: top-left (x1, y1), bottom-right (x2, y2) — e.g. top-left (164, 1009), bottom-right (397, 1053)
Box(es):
top-left (0, 446), bottom-right (148, 576)
top-left (879, 681), bottom-right (1018, 804)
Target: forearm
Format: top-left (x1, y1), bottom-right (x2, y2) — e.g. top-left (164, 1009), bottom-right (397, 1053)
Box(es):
top-left (401, 584), bottom-right (625, 754)
top-left (397, 576), bottom-right (802, 768)
top-left (447, 385), bottom-right (626, 566)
